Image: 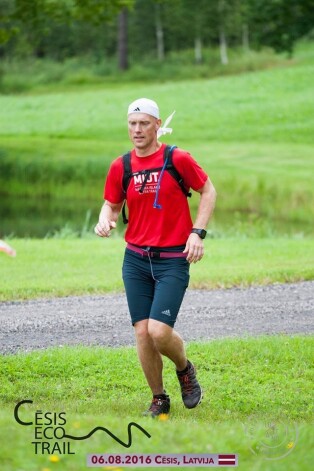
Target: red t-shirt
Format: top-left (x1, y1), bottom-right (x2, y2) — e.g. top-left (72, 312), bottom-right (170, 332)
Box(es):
top-left (104, 143), bottom-right (208, 247)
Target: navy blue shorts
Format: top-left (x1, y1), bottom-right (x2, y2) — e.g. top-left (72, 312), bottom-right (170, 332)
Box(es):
top-left (122, 247), bottom-right (190, 328)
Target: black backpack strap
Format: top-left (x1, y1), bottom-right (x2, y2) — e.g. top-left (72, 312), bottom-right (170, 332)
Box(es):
top-left (122, 151), bottom-right (131, 224)
top-left (164, 145), bottom-right (192, 197)
top-left (121, 146), bottom-right (191, 224)
top-left (122, 201), bottom-right (128, 224)
top-left (122, 151), bottom-right (132, 193)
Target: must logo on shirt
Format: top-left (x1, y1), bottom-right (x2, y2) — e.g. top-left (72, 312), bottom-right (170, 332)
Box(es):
top-left (134, 171), bottom-right (160, 194)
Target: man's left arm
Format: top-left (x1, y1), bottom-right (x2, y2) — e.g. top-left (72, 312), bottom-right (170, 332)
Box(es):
top-left (183, 177), bottom-right (217, 263)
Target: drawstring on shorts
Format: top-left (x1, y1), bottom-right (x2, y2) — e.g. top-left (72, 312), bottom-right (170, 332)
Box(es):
top-left (144, 247), bottom-right (160, 283)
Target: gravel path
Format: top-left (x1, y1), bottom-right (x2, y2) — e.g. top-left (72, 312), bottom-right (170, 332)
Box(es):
top-left (0, 282), bottom-right (313, 355)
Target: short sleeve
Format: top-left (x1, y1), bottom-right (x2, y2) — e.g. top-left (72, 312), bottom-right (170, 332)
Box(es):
top-left (103, 157), bottom-right (125, 203)
top-left (172, 149), bottom-right (208, 191)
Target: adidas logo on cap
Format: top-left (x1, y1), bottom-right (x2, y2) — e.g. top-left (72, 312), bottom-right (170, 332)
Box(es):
top-left (128, 98), bottom-right (160, 118)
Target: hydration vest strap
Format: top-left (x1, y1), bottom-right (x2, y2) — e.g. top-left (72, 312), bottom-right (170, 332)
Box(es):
top-left (139, 170), bottom-right (151, 194)
top-left (165, 145), bottom-right (191, 197)
top-left (121, 145), bottom-right (191, 224)
top-left (122, 152), bottom-right (132, 224)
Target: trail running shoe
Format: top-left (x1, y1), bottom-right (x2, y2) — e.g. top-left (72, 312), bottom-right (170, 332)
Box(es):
top-left (176, 360), bottom-right (202, 409)
top-left (143, 394), bottom-right (170, 418)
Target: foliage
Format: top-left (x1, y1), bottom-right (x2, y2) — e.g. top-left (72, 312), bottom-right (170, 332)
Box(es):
top-left (73, 0), bottom-right (134, 24)
top-left (0, 0), bottom-right (17, 45)
top-left (247, 0), bottom-right (314, 55)
top-left (1, 0), bottom-right (313, 62)
top-left (0, 0), bottom-right (133, 59)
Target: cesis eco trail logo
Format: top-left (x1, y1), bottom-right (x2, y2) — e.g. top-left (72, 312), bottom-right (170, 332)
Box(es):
top-left (14, 399), bottom-right (151, 456)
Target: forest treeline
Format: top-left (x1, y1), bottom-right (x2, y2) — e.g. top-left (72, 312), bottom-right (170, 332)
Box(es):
top-left (0, 0), bottom-right (313, 69)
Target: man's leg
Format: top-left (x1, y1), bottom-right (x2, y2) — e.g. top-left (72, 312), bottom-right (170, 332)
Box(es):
top-left (148, 319), bottom-right (202, 409)
top-left (122, 251), bottom-right (171, 416)
top-left (134, 319), bottom-right (171, 417)
top-left (134, 319), bottom-right (164, 395)
top-left (147, 319), bottom-right (187, 371)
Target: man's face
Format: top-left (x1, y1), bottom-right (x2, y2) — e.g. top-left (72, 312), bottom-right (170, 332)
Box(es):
top-left (128, 113), bottom-right (161, 151)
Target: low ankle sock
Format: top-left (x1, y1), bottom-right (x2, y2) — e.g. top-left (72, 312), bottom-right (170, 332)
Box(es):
top-left (177, 360), bottom-right (190, 375)
top-left (153, 392), bottom-right (168, 399)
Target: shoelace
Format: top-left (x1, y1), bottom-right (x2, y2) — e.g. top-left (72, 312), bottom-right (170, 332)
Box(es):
top-left (149, 398), bottom-right (165, 412)
top-left (179, 373), bottom-right (194, 394)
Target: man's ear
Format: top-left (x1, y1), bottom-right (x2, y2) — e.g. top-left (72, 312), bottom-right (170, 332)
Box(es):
top-left (156, 118), bottom-right (162, 130)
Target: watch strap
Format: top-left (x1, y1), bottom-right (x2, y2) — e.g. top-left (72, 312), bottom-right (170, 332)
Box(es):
top-left (191, 228), bottom-right (207, 239)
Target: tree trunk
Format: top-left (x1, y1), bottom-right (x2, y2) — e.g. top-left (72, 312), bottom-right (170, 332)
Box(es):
top-left (218, 0), bottom-right (228, 65)
top-left (242, 23), bottom-right (250, 53)
top-left (219, 25), bottom-right (228, 65)
top-left (194, 36), bottom-right (202, 64)
top-left (155, 3), bottom-right (164, 61)
top-left (118, 8), bottom-right (128, 70)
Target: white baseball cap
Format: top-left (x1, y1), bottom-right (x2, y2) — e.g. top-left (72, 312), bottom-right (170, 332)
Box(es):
top-left (127, 98), bottom-right (159, 119)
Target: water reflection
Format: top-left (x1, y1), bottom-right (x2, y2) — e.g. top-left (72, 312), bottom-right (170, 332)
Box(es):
top-left (0, 196), bottom-right (101, 238)
top-left (0, 196), bottom-right (312, 238)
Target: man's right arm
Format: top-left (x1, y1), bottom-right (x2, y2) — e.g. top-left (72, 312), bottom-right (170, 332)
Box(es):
top-left (94, 200), bottom-right (124, 237)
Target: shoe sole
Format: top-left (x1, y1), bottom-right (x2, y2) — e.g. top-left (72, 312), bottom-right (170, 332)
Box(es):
top-left (142, 412), bottom-right (170, 418)
top-left (184, 387), bottom-right (203, 409)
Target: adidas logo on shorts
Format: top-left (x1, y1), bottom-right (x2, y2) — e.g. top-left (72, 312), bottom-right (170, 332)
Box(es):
top-left (161, 309), bottom-right (171, 316)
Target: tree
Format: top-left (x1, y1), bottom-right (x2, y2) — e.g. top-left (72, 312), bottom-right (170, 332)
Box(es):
top-left (10, 0), bottom-right (72, 57)
top-left (218, 0), bottom-right (228, 64)
top-left (247, 0), bottom-right (314, 55)
top-left (155, 1), bottom-right (164, 61)
top-left (1, 0), bottom-right (313, 64)
top-left (117, 7), bottom-right (128, 69)
top-left (0, 0), bottom-right (134, 60)
top-left (181, 0), bottom-right (214, 63)
top-left (0, 0), bottom-right (17, 48)
top-left (73, 0), bottom-right (134, 23)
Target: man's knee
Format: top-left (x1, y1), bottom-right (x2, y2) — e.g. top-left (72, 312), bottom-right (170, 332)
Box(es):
top-left (148, 319), bottom-right (172, 347)
top-left (134, 319), bottom-right (150, 342)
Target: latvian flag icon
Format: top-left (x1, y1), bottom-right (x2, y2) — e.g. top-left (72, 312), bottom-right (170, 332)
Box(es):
top-left (218, 454), bottom-right (237, 466)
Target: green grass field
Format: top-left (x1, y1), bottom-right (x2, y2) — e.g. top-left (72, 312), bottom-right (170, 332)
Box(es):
top-left (2, 62), bottom-right (313, 144)
top-left (0, 44), bottom-right (302, 94)
top-left (0, 237), bottom-right (314, 301)
top-left (0, 336), bottom-right (313, 471)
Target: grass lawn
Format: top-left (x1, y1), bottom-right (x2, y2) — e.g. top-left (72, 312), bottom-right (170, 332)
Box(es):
top-left (0, 237), bottom-right (314, 301)
top-left (1, 59), bottom-right (313, 145)
top-left (0, 336), bottom-right (313, 470)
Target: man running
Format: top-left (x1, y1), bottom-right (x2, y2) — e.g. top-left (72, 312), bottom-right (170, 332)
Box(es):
top-left (95, 98), bottom-right (216, 417)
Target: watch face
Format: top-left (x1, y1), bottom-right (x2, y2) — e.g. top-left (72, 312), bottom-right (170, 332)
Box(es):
top-left (192, 228), bottom-right (207, 239)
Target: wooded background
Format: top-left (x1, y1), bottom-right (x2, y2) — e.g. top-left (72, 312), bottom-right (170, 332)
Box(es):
top-left (1, 0), bottom-right (313, 70)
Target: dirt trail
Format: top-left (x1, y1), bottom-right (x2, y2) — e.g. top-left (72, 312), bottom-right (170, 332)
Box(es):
top-left (0, 282), bottom-right (313, 354)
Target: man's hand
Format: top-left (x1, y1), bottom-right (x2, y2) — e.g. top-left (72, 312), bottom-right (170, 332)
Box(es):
top-left (183, 233), bottom-right (204, 263)
top-left (94, 200), bottom-right (122, 238)
top-left (94, 219), bottom-right (117, 237)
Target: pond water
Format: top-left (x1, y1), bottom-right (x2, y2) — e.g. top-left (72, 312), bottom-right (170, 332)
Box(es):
top-left (0, 196), bottom-right (312, 238)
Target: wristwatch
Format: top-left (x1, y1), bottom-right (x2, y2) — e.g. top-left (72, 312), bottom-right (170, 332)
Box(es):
top-left (191, 228), bottom-right (207, 239)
